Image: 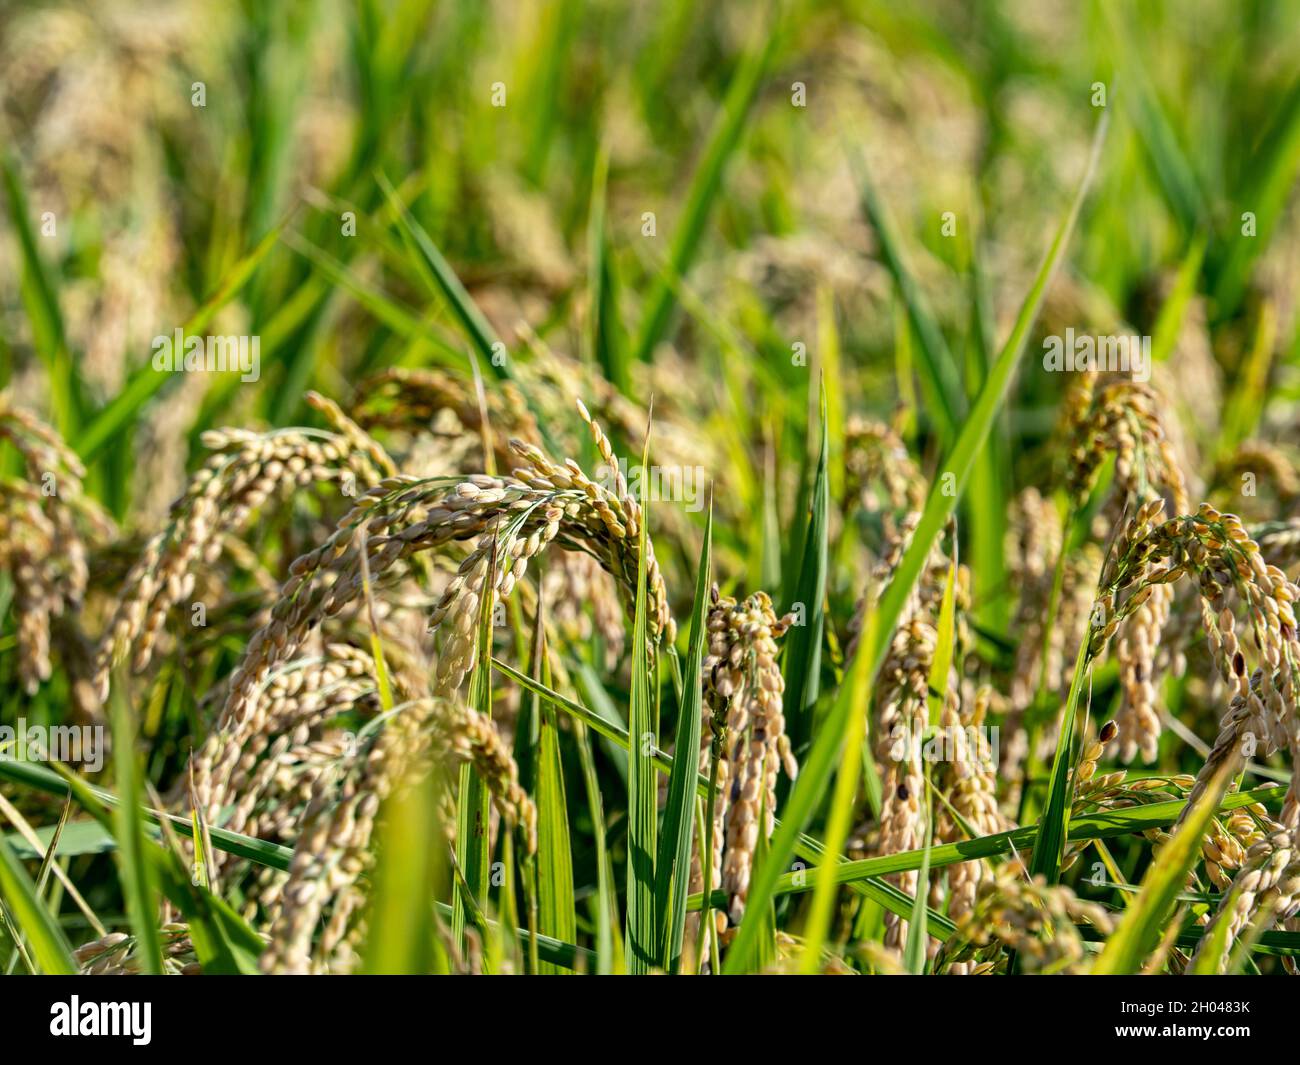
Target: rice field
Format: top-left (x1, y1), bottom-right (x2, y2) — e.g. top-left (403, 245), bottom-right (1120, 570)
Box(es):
top-left (2, 0), bottom-right (1300, 980)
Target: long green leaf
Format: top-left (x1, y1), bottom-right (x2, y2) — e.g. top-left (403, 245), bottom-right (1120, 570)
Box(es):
top-left (142, 792), bottom-right (263, 975)
top-left (631, 13), bottom-right (777, 363)
top-left (926, 555), bottom-right (958, 728)
top-left (375, 173), bottom-right (562, 455)
top-left (849, 139), bottom-right (963, 443)
top-left (1092, 761), bottom-right (1238, 974)
top-left (283, 232), bottom-right (466, 365)
top-left (1029, 639), bottom-right (1089, 883)
top-left (655, 502), bottom-right (712, 972)
top-left (361, 546), bottom-right (447, 977)
top-left (902, 770), bottom-right (934, 975)
top-left (694, 784), bottom-right (1281, 906)
top-left (1151, 234), bottom-right (1207, 364)
top-left (749, 781), bottom-right (778, 970)
top-left (963, 233), bottom-right (1009, 633)
top-left (377, 172), bottom-right (505, 376)
top-left (110, 684), bottom-right (164, 975)
top-left (495, 656), bottom-right (961, 942)
top-left (432, 901), bottom-right (592, 971)
top-left (625, 426), bottom-right (657, 973)
top-left (783, 384), bottom-right (829, 758)
top-left (1213, 77), bottom-right (1300, 313)
top-left (1187, 882), bottom-right (1244, 975)
top-left (1111, 25), bottom-right (1206, 234)
top-left (1, 151), bottom-right (78, 435)
top-left (576, 725), bottom-right (619, 973)
top-left (724, 110), bottom-right (1111, 975)
top-left (587, 145), bottom-right (630, 395)
top-left (0, 758), bottom-right (294, 870)
top-left (0, 831), bottom-right (76, 974)
top-left (866, 110), bottom-right (1109, 690)
top-left (533, 597), bottom-right (576, 974)
top-left (1079, 921), bottom-right (1300, 960)
top-left (362, 765), bottom-right (443, 973)
top-left (797, 604), bottom-right (873, 972)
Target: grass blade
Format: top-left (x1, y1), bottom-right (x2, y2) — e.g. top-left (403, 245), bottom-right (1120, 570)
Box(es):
top-left (496, 655), bottom-right (965, 950)
top-left (725, 109), bottom-right (1110, 975)
top-left (587, 145), bottom-right (630, 396)
top-left (1213, 78), bottom-right (1300, 313)
top-left (358, 518), bottom-right (446, 973)
top-left (625, 423), bottom-right (658, 973)
top-left (796, 605), bottom-right (874, 972)
top-left (0, 830), bottom-right (76, 974)
top-left (377, 172), bottom-right (505, 376)
top-left (375, 172), bottom-right (563, 455)
top-left (532, 595), bottom-right (576, 974)
top-left (283, 231), bottom-right (465, 365)
top-left (698, 783), bottom-right (1282, 906)
top-left (576, 723), bottom-right (620, 973)
top-left (749, 782), bottom-right (778, 970)
top-left (1187, 882), bottom-right (1243, 975)
top-left (655, 500), bottom-right (712, 972)
top-left (1115, 53), bottom-right (1205, 233)
top-left (1151, 233), bottom-right (1207, 364)
top-left (783, 384), bottom-right (829, 759)
top-left (1092, 760), bottom-right (1238, 974)
top-left (1028, 639), bottom-right (1089, 883)
top-left (963, 235), bottom-right (1009, 633)
top-left (631, 14), bottom-right (778, 363)
top-left (110, 682), bottom-right (164, 975)
top-left (723, 648), bottom-right (857, 972)
top-left (1, 150), bottom-right (78, 435)
top-left (361, 767), bottom-right (444, 974)
top-left (926, 553), bottom-right (958, 728)
top-left (865, 110), bottom-right (1109, 690)
top-left (901, 771), bottom-right (934, 974)
top-left (0, 793), bottom-right (102, 938)
top-left (848, 138), bottom-right (963, 444)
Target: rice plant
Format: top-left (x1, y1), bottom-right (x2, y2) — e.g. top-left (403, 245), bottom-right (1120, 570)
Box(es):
top-left (3, 0), bottom-right (1300, 978)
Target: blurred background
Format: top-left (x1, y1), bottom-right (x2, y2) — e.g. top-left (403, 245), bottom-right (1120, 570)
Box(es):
top-left (3, 0), bottom-right (1299, 746)
top-left (2, 0), bottom-right (1299, 733)
top-left (3, 0), bottom-right (1297, 523)
top-left (2, 0), bottom-right (1300, 974)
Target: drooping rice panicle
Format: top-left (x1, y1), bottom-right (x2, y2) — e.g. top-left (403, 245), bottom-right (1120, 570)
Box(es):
top-left (0, 397), bottom-right (113, 704)
top-left (1064, 379), bottom-right (1191, 764)
top-left (697, 586), bottom-right (796, 926)
top-left (261, 695), bottom-right (535, 973)
top-left (195, 406), bottom-right (673, 825)
top-left (942, 864), bottom-right (1116, 975)
top-left (93, 395), bottom-right (395, 701)
top-left (7, 0), bottom-right (1300, 985)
